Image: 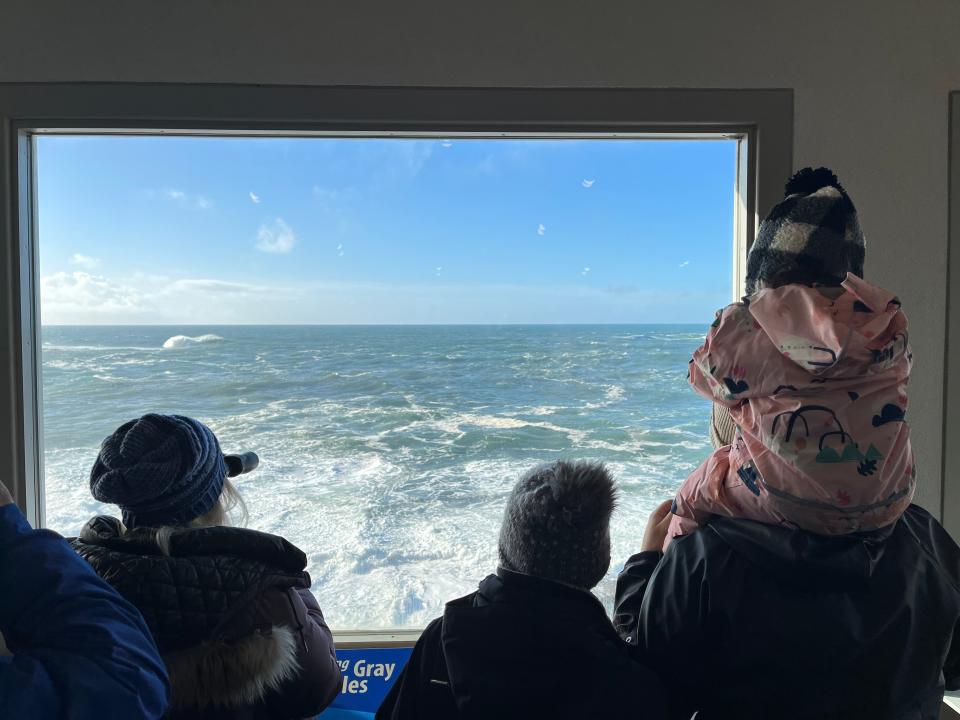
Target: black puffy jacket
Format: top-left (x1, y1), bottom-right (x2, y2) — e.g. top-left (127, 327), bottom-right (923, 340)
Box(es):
top-left (614, 504), bottom-right (960, 720)
top-left (72, 516), bottom-right (341, 719)
top-left (377, 567), bottom-right (667, 720)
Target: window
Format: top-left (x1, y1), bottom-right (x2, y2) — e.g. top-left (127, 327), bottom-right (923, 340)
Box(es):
top-left (0, 84), bottom-right (793, 635)
top-left (36, 134), bottom-right (734, 629)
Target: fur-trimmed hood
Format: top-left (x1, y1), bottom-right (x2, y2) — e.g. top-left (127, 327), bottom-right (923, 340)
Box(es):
top-left (165, 625), bottom-right (301, 711)
top-left (72, 517), bottom-right (316, 712)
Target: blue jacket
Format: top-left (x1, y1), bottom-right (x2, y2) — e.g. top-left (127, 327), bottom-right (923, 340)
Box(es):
top-left (0, 503), bottom-right (170, 719)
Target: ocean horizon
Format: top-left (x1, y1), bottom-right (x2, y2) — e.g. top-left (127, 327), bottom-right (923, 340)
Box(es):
top-left (41, 323), bottom-right (712, 630)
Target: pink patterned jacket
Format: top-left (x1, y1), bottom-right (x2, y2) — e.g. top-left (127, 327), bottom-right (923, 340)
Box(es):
top-left (674, 273), bottom-right (914, 535)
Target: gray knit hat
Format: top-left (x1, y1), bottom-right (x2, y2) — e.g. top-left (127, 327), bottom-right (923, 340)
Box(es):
top-left (745, 167), bottom-right (865, 295)
top-left (498, 460), bottom-right (617, 590)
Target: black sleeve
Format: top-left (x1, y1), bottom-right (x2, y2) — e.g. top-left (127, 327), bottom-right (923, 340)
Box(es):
top-left (376, 618), bottom-right (444, 720)
top-left (637, 539), bottom-right (712, 720)
top-left (613, 550), bottom-right (662, 643)
top-left (946, 619), bottom-right (960, 691)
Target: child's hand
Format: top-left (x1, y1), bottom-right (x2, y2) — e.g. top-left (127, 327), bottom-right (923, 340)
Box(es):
top-left (641, 499), bottom-right (674, 553)
top-left (0, 482), bottom-right (13, 507)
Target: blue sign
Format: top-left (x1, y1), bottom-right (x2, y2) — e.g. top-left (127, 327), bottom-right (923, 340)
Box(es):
top-left (318, 646), bottom-right (413, 719)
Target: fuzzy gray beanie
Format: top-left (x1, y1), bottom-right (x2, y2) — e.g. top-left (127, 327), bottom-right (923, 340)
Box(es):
top-left (498, 460), bottom-right (617, 590)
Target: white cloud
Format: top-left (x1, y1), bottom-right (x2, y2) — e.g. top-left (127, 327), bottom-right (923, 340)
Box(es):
top-left (435, 266), bottom-right (443, 277)
top-left (582, 267), bottom-right (591, 276)
top-left (40, 272), bottom-right (726, 325)
top-left (581, 179), bottom-right (595, 188)
top-left (337, 243), bottom-right (344, 257)
top-left (40, 270), bottom-right (290, 324)
top-left (166, 278), bottom-right (269, 295)
top-left (256, 218), bottom-right (296, 254)
top-left (441, 141), bottom-right (453, 148)
top-left (537, 224), bottom-right (546, 236)
top-left (41, 272), bottom-right (150, 321)
top-left (162, 188), bottom-right (212, 210)
top-left (69, 253), bottom-right (101, 269)
top-left (249, 191), bottom-right (261, 204)
top-left (679, 260), bottom-right (691, 268)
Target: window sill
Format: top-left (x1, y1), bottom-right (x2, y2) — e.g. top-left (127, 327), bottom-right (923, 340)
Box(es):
top-left (332, 629), bottom-right (421, 649)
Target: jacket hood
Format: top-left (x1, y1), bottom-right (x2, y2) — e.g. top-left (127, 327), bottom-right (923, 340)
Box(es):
top-left (78, 515), bottom-right (307, 572)
top-left (748, 273), bottom-right (906, 376)
top-left (440, 568), bottom-right (648, 717)
top-left (73, 516), bottom-right (311, 652)
top-left (706, 513), bottom-right (894, 589)
top-left (73, 516), bottom-right (313, 712)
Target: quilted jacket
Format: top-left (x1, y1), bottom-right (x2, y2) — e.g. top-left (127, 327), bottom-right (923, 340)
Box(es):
top-left (72, 516), bottom-right (341, 719)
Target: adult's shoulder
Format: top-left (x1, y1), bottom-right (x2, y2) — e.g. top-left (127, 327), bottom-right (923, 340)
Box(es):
top-left (668, 506), bottom-right (960, 592)
top-left (897, 504), bottom-right (960, 585)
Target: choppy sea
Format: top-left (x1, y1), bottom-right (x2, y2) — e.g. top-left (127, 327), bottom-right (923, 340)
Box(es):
top-left (41, 324), bottom-right (710, 629)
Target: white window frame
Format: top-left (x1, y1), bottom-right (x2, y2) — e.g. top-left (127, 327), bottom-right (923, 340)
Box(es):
top-left (0, 83), bottom-right (792, 643)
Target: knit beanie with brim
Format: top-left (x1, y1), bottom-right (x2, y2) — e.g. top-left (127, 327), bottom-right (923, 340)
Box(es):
top-left (745, 167), bottom-right (865, 296)
top-left (90, 413), bottom-right (228, 529)
top-left (498, 460), bottom-right (616, 591)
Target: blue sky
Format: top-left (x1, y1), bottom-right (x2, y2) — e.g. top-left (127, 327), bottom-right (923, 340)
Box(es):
top-left (37, 136), bottom-right (734, 324)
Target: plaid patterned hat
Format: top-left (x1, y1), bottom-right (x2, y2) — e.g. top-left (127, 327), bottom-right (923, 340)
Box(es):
top-left (745, 167), bottom-right (865, 295)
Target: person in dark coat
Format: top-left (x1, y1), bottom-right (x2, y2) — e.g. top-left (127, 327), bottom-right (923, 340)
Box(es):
top-left (0, 480), bottom-right (170, 719)
top-left (377, 460), bottom-right (667, 720)
top-left (71, 413), bottom-right (341, 720)
top-left (615, 499), bottom-right (960, 720)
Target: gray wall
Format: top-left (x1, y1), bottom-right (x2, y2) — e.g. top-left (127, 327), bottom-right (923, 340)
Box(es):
top-left (2, 0), bottom-right (958, 512)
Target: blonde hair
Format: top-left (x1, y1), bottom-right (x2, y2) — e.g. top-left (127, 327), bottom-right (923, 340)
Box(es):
top-left (151, 478), bottom-right (249, 556)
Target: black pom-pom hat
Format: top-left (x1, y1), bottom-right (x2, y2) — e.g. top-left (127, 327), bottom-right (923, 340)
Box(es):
top-left (745, 166), bottom-right (864, 295)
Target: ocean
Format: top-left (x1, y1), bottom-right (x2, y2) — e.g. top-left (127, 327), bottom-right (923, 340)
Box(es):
top-left (41, 324), bottom-right (711, 630)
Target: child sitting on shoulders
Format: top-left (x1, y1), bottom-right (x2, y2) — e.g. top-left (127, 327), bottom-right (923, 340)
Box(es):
top-left (666, 167), bottom-right (914, 547)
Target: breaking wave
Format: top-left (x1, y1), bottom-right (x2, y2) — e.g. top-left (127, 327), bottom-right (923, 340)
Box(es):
top-left (162, 333), bottom-right (224, 349)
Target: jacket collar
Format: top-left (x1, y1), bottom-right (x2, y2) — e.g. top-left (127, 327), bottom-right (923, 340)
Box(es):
top-left (469, 567), bottom-right (615, 636)
top-left (78, 515), bottom-right (307, 573)
top-left (707, 511), bottom-right (896, 587)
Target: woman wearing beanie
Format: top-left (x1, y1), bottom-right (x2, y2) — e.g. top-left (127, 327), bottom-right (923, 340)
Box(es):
top-left (377, 460), bottom-right (666, 720)
top-left (72, 413), bottom-right (341, 720)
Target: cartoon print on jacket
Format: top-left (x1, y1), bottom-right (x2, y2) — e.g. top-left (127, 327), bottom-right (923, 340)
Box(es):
top-left (770, 404), bottom-right (887, 477)
top-left (674, 273), bottom-right (916, 536)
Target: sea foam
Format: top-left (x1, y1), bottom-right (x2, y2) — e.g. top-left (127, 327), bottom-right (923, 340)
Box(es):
top-left (162, 334), bottom-right (224, 349)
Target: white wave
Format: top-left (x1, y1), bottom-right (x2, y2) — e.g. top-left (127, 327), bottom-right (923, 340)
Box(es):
top-left (605, 384), bottom-right (625, 401)
top-left (43, 343), bottom-right (157, 352)
top-left (584, 384), bottom-right (626, 410)
top-left (162, 333), bottom-right (224, 349)
top-left (44, 359), bottom-right (81, 370)
top-left (435, 413), bottom-right (589, 444)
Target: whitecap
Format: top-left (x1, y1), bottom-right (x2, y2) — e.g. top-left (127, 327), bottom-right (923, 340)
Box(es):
top-left (162, 334), bottom-right (224, 349)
